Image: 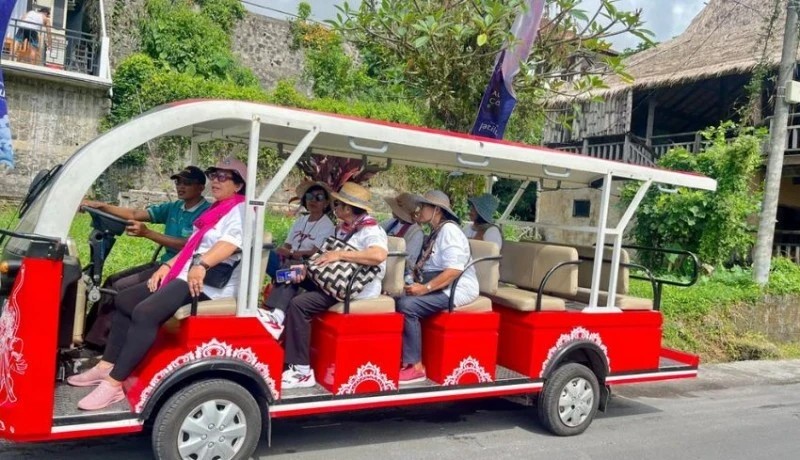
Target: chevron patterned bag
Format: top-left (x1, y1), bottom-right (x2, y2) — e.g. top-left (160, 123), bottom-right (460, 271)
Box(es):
top-left (306, 236), bottom-right (381, 301)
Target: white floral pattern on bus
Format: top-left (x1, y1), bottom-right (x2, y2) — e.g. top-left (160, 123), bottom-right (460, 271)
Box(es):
top-left (442, 356), bottom-right (493, 386)
top-left (134, 339), bottom-right (278, 413)
top-left (336, 362), bottom-right (397, 395)
top-left (0, 265), bottom-right (27, 406)
top-left (539, 326), bottom-right (610, 378)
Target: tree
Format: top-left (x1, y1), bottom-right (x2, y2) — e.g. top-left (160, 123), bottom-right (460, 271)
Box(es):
top-left (329, 0), bottom-right (652, 134)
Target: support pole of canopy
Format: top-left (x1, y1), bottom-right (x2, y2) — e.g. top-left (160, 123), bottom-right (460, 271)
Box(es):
top-left (605, 179), bottom-right (653, 307)
top-left (585, 172), bottom-right (615, 312)
top-left (499, 180), bottom-right (530, 221)
top-left (238, 118), bottom-right (262, 316)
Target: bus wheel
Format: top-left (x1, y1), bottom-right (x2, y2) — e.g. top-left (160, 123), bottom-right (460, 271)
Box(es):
top-left (537, 363), bottom-right (599, 436)
top-left (152, 379), bottom-right (262, 460)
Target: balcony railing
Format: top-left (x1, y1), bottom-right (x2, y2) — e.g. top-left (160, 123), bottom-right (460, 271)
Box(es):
top-left (3, 18), bottom-right (100, 77)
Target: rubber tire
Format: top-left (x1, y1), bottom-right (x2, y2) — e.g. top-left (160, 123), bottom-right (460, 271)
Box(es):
top-left (537, 363), bottom-right (600, 436)
top-left (151, 379), bottom-right (262, 460)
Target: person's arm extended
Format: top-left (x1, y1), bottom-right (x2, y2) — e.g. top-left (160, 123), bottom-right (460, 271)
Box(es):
top-left (144, 230), bottom-right (187, 252)
top-left (82, 199), bottom-right (150, 221)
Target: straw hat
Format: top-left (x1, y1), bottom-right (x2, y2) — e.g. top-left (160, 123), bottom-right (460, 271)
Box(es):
top-left (468, 193), bottom-right (499, 224)
top-left (383, 192), bottom-right (417, 223)
top-left (414, 190), bottom-right (460, 223)
top-left (295, 181), bottom-right (331, 206)
top-left (330, 182), bottom-right (373, 213)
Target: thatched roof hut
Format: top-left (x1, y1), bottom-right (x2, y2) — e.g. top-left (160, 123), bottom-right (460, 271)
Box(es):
top-left (544, 0), bottom-right (784, 144)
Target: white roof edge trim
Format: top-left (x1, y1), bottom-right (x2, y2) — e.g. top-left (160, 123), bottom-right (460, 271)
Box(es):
top-left (32, 99), bottom-right (718, 239)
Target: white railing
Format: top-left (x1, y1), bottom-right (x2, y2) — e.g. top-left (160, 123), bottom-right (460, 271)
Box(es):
top-left (551, 134), bottom-right (657, 167)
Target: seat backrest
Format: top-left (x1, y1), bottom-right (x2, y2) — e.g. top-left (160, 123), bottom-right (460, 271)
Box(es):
top-left (258, 231), bottom-right (274, 289)
top-left (384, 236), bottom-right (406, 296)
top-left (499, 241), bottom-right (578, 297)
top-left (574, 246), bottom-right (630, 294)
top-left (469, 239), bottom-right (500, 295)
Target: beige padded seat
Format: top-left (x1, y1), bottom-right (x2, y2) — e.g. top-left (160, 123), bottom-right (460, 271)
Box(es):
top-left (488, 241), bottom-right (578, 312)
top-left (568, 246), bottom-right (652, 310)
top-left (451, 239), bottom-right (501, 313)
top-left (328, 236), bottom-right (406, 315)
top-left (171, 231), bottom-right (274, 321)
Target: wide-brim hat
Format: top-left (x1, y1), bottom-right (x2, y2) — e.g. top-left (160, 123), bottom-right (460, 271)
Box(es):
top-left (468, 193), bottom-right (499, 224)
top-left (295, 181), bottom-right (332, 205)
top-left (330, 182), bottom-right (373, 213)
top-left (383, 192), bottom-right (417, 223)
top-left (414, 190), bottom-right (460, 224)
top-left (205, 157), bottom-right (247, 183)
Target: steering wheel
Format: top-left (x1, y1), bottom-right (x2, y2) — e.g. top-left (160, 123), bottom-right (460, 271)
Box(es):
top-left (81, 206), bottom-right (130, 236)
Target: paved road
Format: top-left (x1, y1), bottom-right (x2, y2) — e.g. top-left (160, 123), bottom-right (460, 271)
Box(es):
top-left (3, 360), bottom-right (800, 459)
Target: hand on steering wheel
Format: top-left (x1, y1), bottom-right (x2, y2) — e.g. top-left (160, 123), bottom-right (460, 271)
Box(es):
top-left (125, 221), bottom-right (150, 238)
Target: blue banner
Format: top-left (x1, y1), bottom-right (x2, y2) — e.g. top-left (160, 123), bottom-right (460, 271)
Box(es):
top-left (471, 51), bottom-right (516, 139)
top-left (0, 0), bottom-right (17, 169)
top-left (470, 0), bottom-right (545, 140)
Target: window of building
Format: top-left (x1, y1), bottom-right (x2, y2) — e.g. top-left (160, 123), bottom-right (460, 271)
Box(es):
top-left (573, 199), bottom-right (591, 218)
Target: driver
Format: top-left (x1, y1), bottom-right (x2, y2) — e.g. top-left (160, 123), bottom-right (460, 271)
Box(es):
top-left (81, 166), bottom-right (210, 349)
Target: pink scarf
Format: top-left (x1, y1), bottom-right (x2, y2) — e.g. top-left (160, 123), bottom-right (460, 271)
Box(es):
top-left (161, 194), bottom-right (246, 287)
top-left (338, 214), bottom-right (378, 238)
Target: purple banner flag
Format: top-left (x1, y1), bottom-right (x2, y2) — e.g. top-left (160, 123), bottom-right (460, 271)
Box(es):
top-left (471, 0), bottom-right (545, 139)
top-left (0, 0), bottom-right (17, 169)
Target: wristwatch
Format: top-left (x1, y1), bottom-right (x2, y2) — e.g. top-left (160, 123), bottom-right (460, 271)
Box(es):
top-left (191, 253), bottom-right (210, 270)
top-left (425, 283), bottom-right (432, 292)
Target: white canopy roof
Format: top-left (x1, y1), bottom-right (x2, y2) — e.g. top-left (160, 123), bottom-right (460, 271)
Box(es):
top-left (18, 99), bottom-right (716, 240)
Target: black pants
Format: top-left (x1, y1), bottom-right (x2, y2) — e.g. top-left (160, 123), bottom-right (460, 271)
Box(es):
top-left (104, 278), bottom-right (208, 381)
top-left (264, 278), bottom-right (315, 313)
top-left (85, 263), bottom-right (159, 349)
top-left (283, 286), bottom-right (338, 366)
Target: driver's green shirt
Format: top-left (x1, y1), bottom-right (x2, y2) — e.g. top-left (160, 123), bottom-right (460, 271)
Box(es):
top-left (146, 199), bottom-right (211, 262)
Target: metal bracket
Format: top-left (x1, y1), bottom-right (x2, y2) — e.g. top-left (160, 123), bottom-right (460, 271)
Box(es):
top-left (362, 155), bottom-right (392, 172)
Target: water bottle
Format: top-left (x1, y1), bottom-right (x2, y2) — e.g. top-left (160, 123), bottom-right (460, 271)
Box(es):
top-left (404, 273), bottom-right (414, 285)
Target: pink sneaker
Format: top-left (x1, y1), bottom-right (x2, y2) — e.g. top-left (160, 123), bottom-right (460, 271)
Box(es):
top-left (78, 381), bottom-right (125, 411)
top-left (399, 365), bottom-right (426, 385)
top-left (67, 365), bottom-right (112, 387)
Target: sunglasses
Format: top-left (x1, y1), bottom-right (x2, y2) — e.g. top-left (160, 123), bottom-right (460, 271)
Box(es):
top-left (206, 170), bottom-right (235, 182)
top-left (305, 192), bottom-right (328, 203)
top-left (174, 178), bottom-right (200, 186)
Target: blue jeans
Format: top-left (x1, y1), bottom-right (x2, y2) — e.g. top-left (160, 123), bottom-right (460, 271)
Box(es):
top-left (395, 292), bottom-right (449, 365)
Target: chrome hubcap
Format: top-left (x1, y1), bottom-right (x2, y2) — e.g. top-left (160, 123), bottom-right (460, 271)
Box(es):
top-left (558, 377), bottom-right (594, 427)
top-left (178, 399), bottom-right (247, 460)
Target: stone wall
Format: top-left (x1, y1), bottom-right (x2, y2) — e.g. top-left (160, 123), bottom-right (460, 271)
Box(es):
top-left (231, 14), bottom-right (306, 90)
top-left (0, 73), bottom-right (110, 199)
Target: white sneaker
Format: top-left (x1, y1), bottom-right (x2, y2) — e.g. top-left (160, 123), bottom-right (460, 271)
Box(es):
top-left (258, 310), bottom-right (284, 341)
top-left (282, 366), bottom-right (316, 389)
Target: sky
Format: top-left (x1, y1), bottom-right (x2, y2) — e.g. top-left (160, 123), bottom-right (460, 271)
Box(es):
top-left (242, 0), bottom-right (707, 51)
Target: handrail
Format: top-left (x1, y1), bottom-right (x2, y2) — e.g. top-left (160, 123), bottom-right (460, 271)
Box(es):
top-left (614, 244), bottom-right (701, 288)
top-left (348, 137), bottom-right (388, 154)
top-left (447, 255), bottom-right (502, 312)
top-left (572, 255), bottom-right (660, 310)
top-left (535, 260), bottom-right (582, 311)
top-left (456, 153), bottom-right (490, 167)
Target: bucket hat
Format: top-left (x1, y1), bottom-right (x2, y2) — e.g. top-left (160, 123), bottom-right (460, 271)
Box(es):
top-left (414, 190), bottom-right (460, 223)
top-left (330, 182), bottom-right (373, 213)
top-left (383, 192), bottom-right (418, 223)
top-left (205, 157), bottom-right (247, 184)
top-left (468, 193), bottom-right (499, 224)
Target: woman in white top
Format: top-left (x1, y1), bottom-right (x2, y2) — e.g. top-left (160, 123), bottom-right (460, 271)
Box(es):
top-left (278, 181), bottom-right (336, 260)
top-left (381, 192), bottom-right (424, 269)
top-left (396, 190), bottom-right (479, 384)
top-left (262, 182), bottom-right (388, 389)
top-left (462, 193), bottom-right (503, 250)
top-left (14, 7), bottom-right (51, 60)
top-left (67, 157), bottom-right (249, 411)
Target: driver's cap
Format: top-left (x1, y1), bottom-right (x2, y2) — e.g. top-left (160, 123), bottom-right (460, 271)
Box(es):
top-left (170, 166), bottom-right (206, 185)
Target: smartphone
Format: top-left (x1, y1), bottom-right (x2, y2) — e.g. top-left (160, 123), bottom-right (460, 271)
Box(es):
top-left (276, 265), bottom-right (303, 283)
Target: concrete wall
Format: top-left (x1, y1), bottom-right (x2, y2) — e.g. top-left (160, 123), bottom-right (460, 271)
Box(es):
top-left (537, 187), bottom-right (623, 246)
top-left (231, 14), bottom-right (306, 90)
top-left (0, 73), bottom-right (110, 199)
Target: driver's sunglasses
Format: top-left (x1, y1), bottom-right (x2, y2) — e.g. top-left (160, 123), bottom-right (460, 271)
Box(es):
top-left (174, 178), bottom-right (199, 186)
top-left (305, 192), bottom-right (328, 203)
top-left (206, 170), bottom-right (234, 182)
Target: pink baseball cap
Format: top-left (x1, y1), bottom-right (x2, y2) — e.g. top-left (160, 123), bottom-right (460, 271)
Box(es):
top-left (206, 157), bottom-right (248, 183)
